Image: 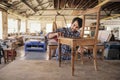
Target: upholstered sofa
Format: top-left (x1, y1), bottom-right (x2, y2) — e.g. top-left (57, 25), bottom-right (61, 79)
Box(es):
top-left (24, 40), bottom-right (46, 52)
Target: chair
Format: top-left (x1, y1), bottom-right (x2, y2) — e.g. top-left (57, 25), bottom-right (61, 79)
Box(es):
top-left (48, 14), bottom-right (67, 60)
top-left (58, 7), bottom-right (101, 76)
top-left (77, 7), bottom-right (101, 71)
top-left (48, 44), bottom-right (58, 60)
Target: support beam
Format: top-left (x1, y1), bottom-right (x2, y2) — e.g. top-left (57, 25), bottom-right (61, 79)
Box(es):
top-left (18, 19), bottom-right (21, 36)
top-left (36, 0), bottom-right (41, 5)
top-left (95, 0), bottom-right (120, 8)
top-left (101, 14), bottom-right (120, 20)
top-left (0, 3), bottom-right (8, 10)
top-left (2, 11), bottom-right (8, 39)
top-left (98, 0), bottom-right (120, 20)
top-left (109, 0), bottom-right (120, 2)
top-left (8, 10), bottom-right (27, 19)
top-left (72, 0), bottom-right (110, 16)
top-left (95, 0), bottom-right (111, 8)
top-left (12, 1), bottom-right (21, 6)
top-left (21, 0), bottom-right (36, 12)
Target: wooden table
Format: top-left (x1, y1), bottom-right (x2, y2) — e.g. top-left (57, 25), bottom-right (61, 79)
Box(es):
top-left (58, 37), bottom-right (98, 76)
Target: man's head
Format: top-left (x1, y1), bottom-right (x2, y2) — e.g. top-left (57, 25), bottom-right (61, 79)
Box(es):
top-left (111, 30), bottom-right (113, 34)
top-left (71, 17), bottom-right (82, 32)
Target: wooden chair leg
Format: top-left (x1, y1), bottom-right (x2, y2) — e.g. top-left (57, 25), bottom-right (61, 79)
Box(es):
top-left (101, 49), bottom-right (104, 60)
top-left (75, 52), bottom-right (78, 60)
top-left (3, 55), bottom-right (6, 63)
top-left (13, 50), bottom-right (16, 60)
top-left (49, 47), bottom-right (51, 60)
top-left (11, 50), bottom-right (14, 61)
top-left (80, 47), bottom-right (84, 64)
top-left (81, 52), bottom-right (84, 64)
top-left (7, 52), bottom-right (9, 62)
top-left (71, 50), bottom-right (75, 76)
top-left (0, 58), bottom-right (1, 64)
top-left (93, 46), bottom-right (98, 71)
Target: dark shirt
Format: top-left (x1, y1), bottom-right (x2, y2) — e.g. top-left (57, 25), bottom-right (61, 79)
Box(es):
top-left (55, 27), bottom-right (80, 60)
top-left (55, 27), bottom-right (80, 54)
top-left (110, 34), bottom-right (115, 41)
top-left (0, 47), bottom-right (4, 58)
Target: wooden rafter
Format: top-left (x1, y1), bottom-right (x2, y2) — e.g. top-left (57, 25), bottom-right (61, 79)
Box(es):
top-left (75, 0), bottom-right (83, 9)
top-left (21, 0), bottom-right (36, 12)
top-left (72, 0), bottom-right (98, 15)
top-left (36, 0), bottom-right (41, 5)
top-left (81, 0), bottom-right (91, 9)
top-left (103, 9), bottom-right (112, 16)
top-left (12, 1), bottom-right (21, 6)
top-left (107, 3), bottom-right (120, 11)
top-left (102, 14), bottom-right (120, 20)
top-left (59, 0), bottom-right (67, 9)
top-left (57, 0), bottom-right (60, 9)
top-left (87, 0), bottom-right (98, 8)
top-left (95, 0), bottom-right (110, 7)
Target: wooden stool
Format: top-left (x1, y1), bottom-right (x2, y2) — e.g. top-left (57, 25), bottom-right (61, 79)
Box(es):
top-left (7, 49), bottom-right (16, 61)
top-left (4, 48), bottom-right (16, 62)
top-left (48, 45), bottom-right (58, 60)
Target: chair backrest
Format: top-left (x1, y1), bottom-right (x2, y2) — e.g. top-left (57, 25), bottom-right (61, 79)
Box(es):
top-left (52, 21), bottom-right (57, 32)
top-left (52, 13), bottom-right (67, 32)
top-left (80, 7), bottom-right (101, 44)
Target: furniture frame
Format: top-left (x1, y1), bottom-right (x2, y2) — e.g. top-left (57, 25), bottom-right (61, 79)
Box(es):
top-left (48, 45), bottom-right (58, 60)
top-left (58, 7), bottom-right (101, 76)
top-left (77, 45), bottom-right (104, 61)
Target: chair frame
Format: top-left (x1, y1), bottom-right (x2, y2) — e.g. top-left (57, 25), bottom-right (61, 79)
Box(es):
top-left (58, 7), bottom-right (101, 76)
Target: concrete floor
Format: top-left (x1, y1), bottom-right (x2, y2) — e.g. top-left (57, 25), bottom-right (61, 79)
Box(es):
top-left (0, 60), bottom-right (120, 80)
top-left (0, 46), bottom-right (120, 80)
top-left (0, 46), bottom-right (47, 69)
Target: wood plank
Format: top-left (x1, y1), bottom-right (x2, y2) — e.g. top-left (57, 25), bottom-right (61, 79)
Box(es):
top-left (72, 6), bottom-right (101, 16)
top-left (83, 7), bottom-right (101, 15)
top-left (95, 0), bottom-right (110, 8)
top-left (58, 37), bottom-right (95, 46)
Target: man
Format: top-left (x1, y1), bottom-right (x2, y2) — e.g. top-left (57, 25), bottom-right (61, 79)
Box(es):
top-left (47, 17), bottom-right (82, 60)
top-left (0, 45), bottom-right (5, 64)
top-left (110, 30), bottom-right (115, 41)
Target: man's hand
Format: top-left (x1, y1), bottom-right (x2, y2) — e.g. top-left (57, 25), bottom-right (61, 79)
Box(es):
top-left (77, 47), bottom-right (84, 53)
top-left (56, 32), bottom-right (63, 37)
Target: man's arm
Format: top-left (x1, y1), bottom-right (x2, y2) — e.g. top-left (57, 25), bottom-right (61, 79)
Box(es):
top-left (46, 28), bottom-right (63, 39)
top-left (48, 32), bottom-right (58, 39)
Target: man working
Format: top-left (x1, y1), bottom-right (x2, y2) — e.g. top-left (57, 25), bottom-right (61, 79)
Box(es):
top-left (47, 17), bottom-right (83, 60)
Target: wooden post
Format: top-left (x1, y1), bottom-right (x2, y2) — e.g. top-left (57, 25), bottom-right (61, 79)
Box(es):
top-left (18, 19), bottom-right (21, 36)
top-left (26, 19), bottom-right (29, 34)
top-left (81, 15), bottom-right (85, 38)
top-left (2, 11), bottom-right (8, 39)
